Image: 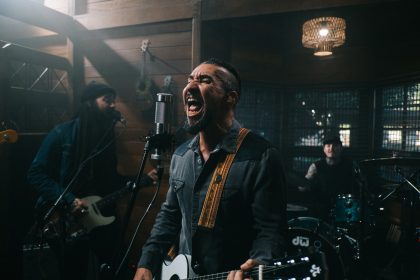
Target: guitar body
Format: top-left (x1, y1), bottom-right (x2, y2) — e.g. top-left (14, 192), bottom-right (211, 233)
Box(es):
top-left (78, 195), bottom-right (116, 233)
top-left (161, 254), bottom-right (196, 280)
top-left (39, 185), bottom-right (131, 239)
top-left (160, 253), bottom-right (327, 280)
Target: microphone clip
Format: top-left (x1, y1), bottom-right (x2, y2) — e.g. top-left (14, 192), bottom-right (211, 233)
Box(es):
top-left (146, 133), bottom-right (173, 150)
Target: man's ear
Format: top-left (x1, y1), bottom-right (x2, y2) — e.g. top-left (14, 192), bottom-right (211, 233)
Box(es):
top-left (226, 91), bottom-right (239, 106)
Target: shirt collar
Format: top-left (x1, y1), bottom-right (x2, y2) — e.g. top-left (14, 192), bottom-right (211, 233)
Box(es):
top-left (187, 120), bottom-right (242, 154)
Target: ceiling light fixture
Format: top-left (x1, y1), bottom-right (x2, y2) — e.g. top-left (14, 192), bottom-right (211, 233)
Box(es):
top-left (302, 17), bottom-right (346, 56)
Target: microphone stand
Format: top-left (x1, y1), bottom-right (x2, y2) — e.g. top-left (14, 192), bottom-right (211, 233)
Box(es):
top-left (106, 133), bottom-right (172, 280)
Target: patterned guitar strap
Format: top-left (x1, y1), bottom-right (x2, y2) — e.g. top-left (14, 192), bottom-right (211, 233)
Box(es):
top-left (198, 127), bottom-right (250, 229)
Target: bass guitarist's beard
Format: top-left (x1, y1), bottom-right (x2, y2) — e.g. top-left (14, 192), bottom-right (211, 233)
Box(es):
top-left (91, 106), bottom-right (116, 129)
top-left (184, 111), bottom-right (212, 135)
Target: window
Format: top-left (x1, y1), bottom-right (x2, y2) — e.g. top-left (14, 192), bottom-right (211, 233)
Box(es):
top-left (380, 83), bottom-right (420, 152)
top-left (292, 89), bottom-right (360, 147)
top-left (236, 86), bottom-right (283, 146)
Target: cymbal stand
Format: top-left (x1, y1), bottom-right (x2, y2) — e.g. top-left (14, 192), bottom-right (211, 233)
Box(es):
top-left (394, 167), bottom-right (420, 277)
top-left (395, 167), bottom-right (420, 195)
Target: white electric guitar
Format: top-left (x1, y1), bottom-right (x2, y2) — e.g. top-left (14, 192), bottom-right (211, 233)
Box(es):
top-left (160, 252), bottom-right (328, 280)
top-left (40, 184), bottom-right (133, 238)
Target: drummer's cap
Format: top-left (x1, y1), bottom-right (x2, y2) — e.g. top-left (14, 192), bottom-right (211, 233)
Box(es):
top-left (323, 135), bottom-right (342, 146)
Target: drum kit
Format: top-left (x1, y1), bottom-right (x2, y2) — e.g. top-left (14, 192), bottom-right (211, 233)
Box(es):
top-left (286, 157), bottom-right (420, 280)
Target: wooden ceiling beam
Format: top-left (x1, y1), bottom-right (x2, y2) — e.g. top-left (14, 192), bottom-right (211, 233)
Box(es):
top-left (74, 3), bottom-right (194, 30)
top-left (201, 0), bottom-right (400, 20)
top-left (0, 0), bottom-right (194, 33)
top-left (0, 0), bottom-right (74, 38)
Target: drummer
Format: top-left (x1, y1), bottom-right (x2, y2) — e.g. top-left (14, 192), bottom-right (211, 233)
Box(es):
top-left (301, 135), bottom-right (359, 224)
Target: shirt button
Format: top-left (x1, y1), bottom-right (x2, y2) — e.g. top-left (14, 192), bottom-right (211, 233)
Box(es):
top-left (197, 158), bottom-right (202, 164)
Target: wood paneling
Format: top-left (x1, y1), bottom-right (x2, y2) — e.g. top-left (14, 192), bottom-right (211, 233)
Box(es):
top-left (75, 0), bottom-right (194, 30)
top-left (201, 0), bottom-right (399, 20)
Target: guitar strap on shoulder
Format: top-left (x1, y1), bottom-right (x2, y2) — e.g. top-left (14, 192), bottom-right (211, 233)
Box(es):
top-left (198, 127), bottom-right (250, 229)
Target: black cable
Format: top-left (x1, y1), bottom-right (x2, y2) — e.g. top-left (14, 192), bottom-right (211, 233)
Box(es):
top-left (113, 164), bottom-right (163, 278)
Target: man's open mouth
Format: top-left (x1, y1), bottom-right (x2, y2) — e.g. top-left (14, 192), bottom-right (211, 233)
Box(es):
top-left (186, 97), bottom-right (203, 117)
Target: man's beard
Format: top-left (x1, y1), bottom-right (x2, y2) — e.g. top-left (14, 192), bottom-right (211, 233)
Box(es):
top-left (90, 106), bottom-right (115, 128)
top-left (184, 110), bottom-right (211, 135)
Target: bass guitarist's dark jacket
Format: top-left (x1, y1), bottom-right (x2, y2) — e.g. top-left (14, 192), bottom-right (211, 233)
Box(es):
top-left (27, 118), bottom-right (132, 210)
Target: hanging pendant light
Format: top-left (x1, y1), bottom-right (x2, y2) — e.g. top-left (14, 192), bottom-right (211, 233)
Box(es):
top-left (302, 17), bottom-right (346, 56)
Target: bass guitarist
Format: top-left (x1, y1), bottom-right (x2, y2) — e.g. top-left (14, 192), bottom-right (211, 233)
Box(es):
top-left (27, 81), bottom-right (157, 280)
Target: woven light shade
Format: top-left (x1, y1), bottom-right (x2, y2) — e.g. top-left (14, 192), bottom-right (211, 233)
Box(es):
top-left (302, 17), bottom-right (346, 56)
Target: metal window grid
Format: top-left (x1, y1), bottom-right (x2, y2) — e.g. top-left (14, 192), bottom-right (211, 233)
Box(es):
top-left (380, 83), bottom-right (420, 152)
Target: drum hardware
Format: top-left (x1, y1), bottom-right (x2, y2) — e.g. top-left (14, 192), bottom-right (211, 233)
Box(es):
top-left (287, 203), bottom-right (309, 212)
top-left (395, 166), bottom-right (420, 195)
top-left (334, 194), bottom-right (361, 225)
top-left (287, 217), bottom-right (359, 280)
top-left (358, 157), bottom-right (420, 278)
top-left (359, 157), bottom-right (420, 167)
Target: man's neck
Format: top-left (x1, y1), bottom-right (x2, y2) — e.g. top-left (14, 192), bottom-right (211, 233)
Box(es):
top-left (199, 119), bottom-right (233, 162)
top-left (325, 157), bottom-right (341, 165)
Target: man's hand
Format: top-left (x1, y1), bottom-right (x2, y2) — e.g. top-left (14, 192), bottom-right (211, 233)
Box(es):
top-left (147, 169), bottom-right (159, 183)
top-left (71, 198), bottom-right (88, 215)
top-left (227, 259), bottom-right (260, 280)
top-left (133, 267), bottom-right (153, 280)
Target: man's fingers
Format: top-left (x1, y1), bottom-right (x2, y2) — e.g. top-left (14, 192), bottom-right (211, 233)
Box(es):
top-left (227, 270), bottom-right (243, 280)
top-left (240, 259), bottom-right (259, 271)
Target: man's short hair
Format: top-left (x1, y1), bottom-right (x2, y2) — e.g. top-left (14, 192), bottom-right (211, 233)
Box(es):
top-left (201, 58), bottom-right (241, 97)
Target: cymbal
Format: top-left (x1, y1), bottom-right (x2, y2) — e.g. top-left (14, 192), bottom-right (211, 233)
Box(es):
top-left (359, 157), bottom-right (420, 167)
top-left (287, 204), bottom-right (308, 212)
top-left (381, 183), bottom-right (401, 189)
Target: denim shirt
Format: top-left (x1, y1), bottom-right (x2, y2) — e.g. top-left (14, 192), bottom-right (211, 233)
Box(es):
top-left (27, 119), bottom-right (80, 207)
top-left (138, 120), bottom-right (287, 275)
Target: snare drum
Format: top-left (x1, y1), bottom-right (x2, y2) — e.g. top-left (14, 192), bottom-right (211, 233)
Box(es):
top-left (334, 194), bottom-right (361, 225)
top-left (287, 217), bottom-right (359, 280)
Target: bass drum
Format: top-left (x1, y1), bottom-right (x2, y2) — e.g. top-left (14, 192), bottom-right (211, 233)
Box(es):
top-left (287, 217), bottom-right (359, 280)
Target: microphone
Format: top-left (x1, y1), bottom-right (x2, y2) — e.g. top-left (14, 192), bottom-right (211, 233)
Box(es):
top-left (150, 93), bottom-right (173, 161)
top-left (112, 110), bottom-right (127, 126)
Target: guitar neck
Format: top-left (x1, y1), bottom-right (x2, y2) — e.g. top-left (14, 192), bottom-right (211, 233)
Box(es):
top-left (187, 262), bottom-right (323, 280)
top-left (188, 271), bottom-right (229, 280)
top-left (95, 185), bottom-right (132, 210)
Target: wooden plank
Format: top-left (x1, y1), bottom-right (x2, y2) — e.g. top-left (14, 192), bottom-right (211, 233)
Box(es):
top-left (201, 0), bottom-right (400, 21)
top-left (88, 0), bottom-right (192, 12)
top-left (91, 20), bottom-right (192, 39)
top-left (191, 0), bottom-right (201, 67)
top-left (83, 46), bottom-right (192, 67)
top-left (85, 59), bottom-right (190, 78)
top-left (12, 34), bottom-right (67, 49)
top-left (75, 3), bottom-right (194, 30)
top-left (99, 32), bottom-right (192, 50)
